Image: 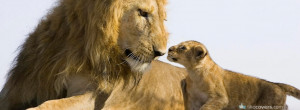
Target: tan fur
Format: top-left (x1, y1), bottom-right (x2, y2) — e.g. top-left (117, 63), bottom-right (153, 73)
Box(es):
top-left (27, 92), bottom-right (95, 110)
top-left (0, 0), bottom-right (170, 109)
top-left (101, 61), bottom-right (187, 110)
top-left (167, 40), bottom-right (300, 110)
top-left (27, 61), bottom-right (188, 110)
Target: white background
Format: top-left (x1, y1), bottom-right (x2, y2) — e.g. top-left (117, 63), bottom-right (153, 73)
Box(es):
top-left (0, 0), bottom-right (299, 109)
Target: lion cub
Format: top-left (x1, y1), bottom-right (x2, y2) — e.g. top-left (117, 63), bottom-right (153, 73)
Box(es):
top-left (167, 40), bottom-right (300, 110)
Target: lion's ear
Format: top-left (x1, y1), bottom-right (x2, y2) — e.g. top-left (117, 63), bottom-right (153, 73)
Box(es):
top-left (194, 46), bottom-right (206, 59)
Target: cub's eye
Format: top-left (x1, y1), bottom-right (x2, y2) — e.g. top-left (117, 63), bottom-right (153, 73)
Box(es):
top-left (179, 46), bottom-right (186, 50)
top-left (197, 51), bottom-right (204, 57)
top-left (138, 9), bottom-right (148, 18)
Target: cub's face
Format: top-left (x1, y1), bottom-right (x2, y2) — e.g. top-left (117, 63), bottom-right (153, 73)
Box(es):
top-left (167, 41), bottom-right (207, 67)
top-left (118, 0), bottom-right (168, 73)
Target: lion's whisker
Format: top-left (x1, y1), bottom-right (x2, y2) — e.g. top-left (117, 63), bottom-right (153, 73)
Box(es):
top-left (117, 60), bottom-right (127, 65)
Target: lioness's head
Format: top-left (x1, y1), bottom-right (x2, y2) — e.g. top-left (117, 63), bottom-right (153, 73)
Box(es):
top-left (167, 41), bottom-right (208, 67)
top-left (117, 0), bottom-right (168, 72)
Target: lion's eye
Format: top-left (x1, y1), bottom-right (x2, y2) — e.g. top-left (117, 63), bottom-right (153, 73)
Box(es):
top-left (138, 9), bottom-right (148, 18)
top-left (179, 46), bottom-right (186, 50)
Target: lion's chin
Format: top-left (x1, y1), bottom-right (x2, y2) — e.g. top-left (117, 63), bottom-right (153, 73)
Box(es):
top-left (125, 58), bottom-right (151, 73)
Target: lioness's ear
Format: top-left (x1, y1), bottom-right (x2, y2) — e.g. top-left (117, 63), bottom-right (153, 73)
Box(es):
top-left (194, 46), bottom-right (206, 59)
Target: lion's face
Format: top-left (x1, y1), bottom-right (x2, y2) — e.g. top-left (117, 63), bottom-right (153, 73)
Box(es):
top-left (118, 0), bottom-right (168, 73)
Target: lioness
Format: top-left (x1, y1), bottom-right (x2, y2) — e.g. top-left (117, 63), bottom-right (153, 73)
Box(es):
top-left (167, 40), bottom-right (300, 110)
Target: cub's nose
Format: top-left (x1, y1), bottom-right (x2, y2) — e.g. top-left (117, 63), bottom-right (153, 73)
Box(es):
top-left (154, 50), bottom-right (165, 57)
top-left (168, 46), bottom-right (175, 52)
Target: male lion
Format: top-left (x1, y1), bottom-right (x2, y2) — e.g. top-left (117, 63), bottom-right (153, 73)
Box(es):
top-left (167, 40), bottom-right (300, 110)
top-left (0, 0), bottom-right (187, 109)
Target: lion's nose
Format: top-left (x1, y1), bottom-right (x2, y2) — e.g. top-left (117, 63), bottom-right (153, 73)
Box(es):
top-left (154, 50), bottom-right (165, 57)
top-left (153, 45), bottom-right (166, 57)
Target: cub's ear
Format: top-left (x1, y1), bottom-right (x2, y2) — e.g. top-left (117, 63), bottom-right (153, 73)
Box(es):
top-left (194, 46), bottom-right (206, 59)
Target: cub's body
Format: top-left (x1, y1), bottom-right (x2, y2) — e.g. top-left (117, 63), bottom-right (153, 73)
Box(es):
top-left (167, 40), bottom-right (300, 110)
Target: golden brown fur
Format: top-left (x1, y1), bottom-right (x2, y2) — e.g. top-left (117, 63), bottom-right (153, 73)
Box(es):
top-left (0, 0), bottom-right (174, 109)
top-left (167, 40), bottom-right (300, 110)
